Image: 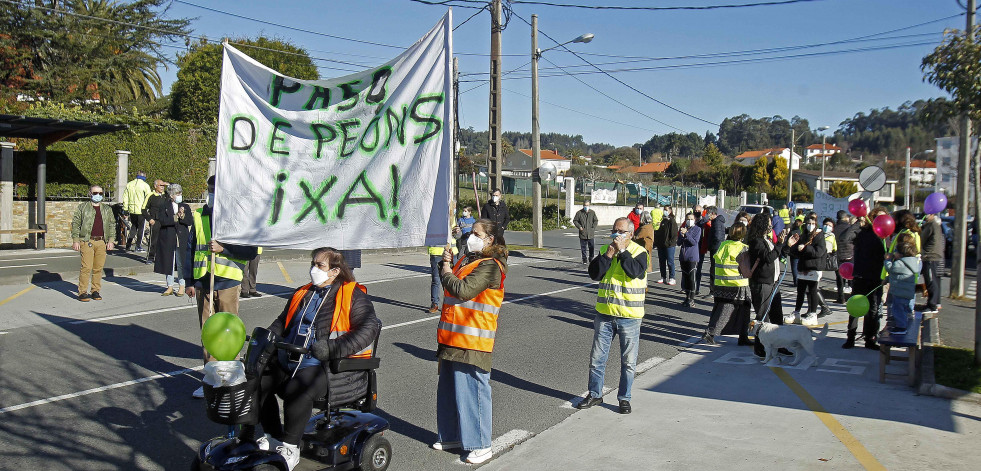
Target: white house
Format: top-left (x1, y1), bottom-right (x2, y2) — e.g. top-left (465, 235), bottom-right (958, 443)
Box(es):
top-left (795, 170), bottom-right (898, 203)
top-left (734, 147), bottom-right (802, 170)
top-left (887, 159), bottom-right (937, 185)
top-left (805, 143), bottom-right (842, 164)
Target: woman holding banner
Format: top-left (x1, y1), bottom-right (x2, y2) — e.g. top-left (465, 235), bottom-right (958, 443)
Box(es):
top-left (433, 219), bottom-right (508, 465)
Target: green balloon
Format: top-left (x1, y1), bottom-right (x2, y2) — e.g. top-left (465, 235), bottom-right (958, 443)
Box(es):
top-left (201, 312), bottom-right (246, 361)
top-left (846, 295), bottom-right (870, 318)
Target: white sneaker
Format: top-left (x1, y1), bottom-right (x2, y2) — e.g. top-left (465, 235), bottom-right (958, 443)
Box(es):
top-left (667, 278), bottom-right (676, 286)
top-left (844, 286), bottom-right (852, 294)
top-left (783, 311), bottom-right (801, 325)
top-left (191, 385), bottom-right (205, 399)
top-left (432, 441), bottom-right (462, 451)
top-left (276, 443), bottom-right (301, 470)
top-left (257, 434), bottom-right (283, 452)
top-left (655, 279), bottom-right (664, 284)
top-left (802, 312), bottom-right (818, 326)
top-left (465, 447), bottom-right (493, 464)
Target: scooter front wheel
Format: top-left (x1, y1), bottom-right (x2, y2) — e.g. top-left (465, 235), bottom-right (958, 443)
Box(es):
top-left (191, 455), bottom-right (280, 471)
top-left (359, 435), bottom-right (392, 471)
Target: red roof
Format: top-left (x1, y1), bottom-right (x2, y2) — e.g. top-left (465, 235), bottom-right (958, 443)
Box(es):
top-left (519, 149), bottom-right (567, 160)
top-left (735, 147), bottom-right (786, 159)
top-left (806, 144), bottom-right (842, 150)
top-left (886, 159), bottom-right (937, 168)
top-left (635, 162), bottom-right (671, 173)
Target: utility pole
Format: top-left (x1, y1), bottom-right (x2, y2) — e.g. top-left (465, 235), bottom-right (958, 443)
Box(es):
top-left (787, 128), bottom-right (795, 203)
top-left (964, 0), bottom-right (980, 366)
top-left (531, 14), bottom-right (543, 248)
top-left (487, 0), bottom-right (504, 196)
top-left (952, 0), bottom-right (975, 299)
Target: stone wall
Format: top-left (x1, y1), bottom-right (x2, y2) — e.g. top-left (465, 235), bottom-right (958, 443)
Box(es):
top-left (5, 200), bottom-right (204, 249)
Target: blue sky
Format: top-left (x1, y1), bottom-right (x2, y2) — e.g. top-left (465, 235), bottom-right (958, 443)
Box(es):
top-left (158, 0), bottom-right (969, 148)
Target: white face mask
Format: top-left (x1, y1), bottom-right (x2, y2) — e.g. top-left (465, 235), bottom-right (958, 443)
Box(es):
top-left (310, 266), bottom-right (333, 286)
top-left (806, 223), bottom-right (816, 233)
top-left (174, 195), bottom-right (183, 204)
top-left (467, 234), bottom-right (486, 253)
top-left (462, 211), bottom-right (470, 218)
top-left (207, 192), bottom-right (215, 207)
top-left (665, 209), bottom-right (671, 216)
top-left (824, 225), bottom-right (833, 233)
top-left (492, 195), bottom-right (500, 203)
top-left (687, 220), bottom-right (695, 227)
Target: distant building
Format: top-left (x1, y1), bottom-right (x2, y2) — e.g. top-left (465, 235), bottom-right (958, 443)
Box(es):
top-left (805, 143), bottom-right (842, 164)
top-left (502, 149), bottom-right (571, 177)
top-left (734, 147), bottom-right (802, 170)
top-left (616, 162), bottom-right (670, 175)
top-left (794, 170), bottom-right (898, 203)
top-left (885, 159), bottom-right (937, 185)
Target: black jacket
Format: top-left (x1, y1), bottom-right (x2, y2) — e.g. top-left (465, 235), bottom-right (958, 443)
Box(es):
top-left (833, 219), bottom-right (860, 261)
top-left (790, 230), bottom-right (827, 272)
top-left (143, 193), bottom-right (169, 221)
top-left (481, 201), bottom-right (511, 232)
top-left (654, 215), bottom-right (679, 248)
top-left (747, 237), bottom-right (791, 285)
top-left (269, 283), bottom-right (382, 405)
top-left (852, 227), bottom-right (886, 279)
top-left (699, 214), bottom-right (727, 252)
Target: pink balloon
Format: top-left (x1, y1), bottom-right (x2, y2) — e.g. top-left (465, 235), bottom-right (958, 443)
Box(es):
top-left (872, 214), bottom-right (895, 239)
top-left (839, 261), bottom-right (854, 280)
top-left (848, 198), bottom-right (868, 218)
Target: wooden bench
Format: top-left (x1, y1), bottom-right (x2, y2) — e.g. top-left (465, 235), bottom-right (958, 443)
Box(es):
top-left (877, 312), bottom-right (923, 386)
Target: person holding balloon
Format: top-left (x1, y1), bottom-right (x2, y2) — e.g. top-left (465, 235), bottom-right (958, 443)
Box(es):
top-left (883, 233), bottom-right (922, 336)
top-left (843, 205), bottom-right (889, 350)
top-left (249, 247), bottom-right (382, 470)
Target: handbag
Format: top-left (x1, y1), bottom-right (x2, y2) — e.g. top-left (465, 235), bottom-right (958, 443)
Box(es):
top-left (825, 250), bottom-right (839, 272)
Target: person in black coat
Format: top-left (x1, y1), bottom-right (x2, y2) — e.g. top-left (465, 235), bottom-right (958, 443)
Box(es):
top-left (746, 214), bottom-right (793, 326)
top-left (788, 212), bottom-right (827, 325)
top-left (480, 189), bottom-right (510, 236)
top-left (143, 179), bottom-right (170, 264)
top-left (248, 247), bottom-right (382, 464)
top-left (832, 211), bottom-right (859, 303)
top-left (698, 206), bottom-right (726, 290)
top-left (154, 184), bottom-right (193, 296)
top-left (653, 205), bottom-right (680, 284)
top-left (844, 207), bottom-right (888, 350)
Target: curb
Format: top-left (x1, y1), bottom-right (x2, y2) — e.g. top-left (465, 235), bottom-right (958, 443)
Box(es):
top-left (917, 315), bottom-right (981, 404)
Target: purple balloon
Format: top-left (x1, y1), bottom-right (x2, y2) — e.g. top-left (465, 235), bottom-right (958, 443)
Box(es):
top-left (924, 192), bottom-right (948, 215)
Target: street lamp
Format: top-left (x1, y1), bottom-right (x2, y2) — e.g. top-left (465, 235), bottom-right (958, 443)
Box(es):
top-left (532, 14), bottom-right (593, 248)
top-left (817, 126), bottom-right (830, 194)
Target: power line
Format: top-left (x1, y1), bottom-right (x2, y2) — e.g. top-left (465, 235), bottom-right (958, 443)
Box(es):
top-left (454, 4), bottom-right (488, 30)
top-left (408, 0), bottom-right (487, 8)
top-left (510, 0), bottom-right (826, 11)
top-left (515, 14), bottom-right (718, 126)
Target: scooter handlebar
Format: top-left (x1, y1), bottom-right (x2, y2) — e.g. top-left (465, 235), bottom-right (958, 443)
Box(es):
top-left (274, 342), bottom-right (310, 355)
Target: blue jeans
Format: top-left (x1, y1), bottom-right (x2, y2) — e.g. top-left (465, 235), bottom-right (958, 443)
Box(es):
top-left (890, 296), bottom-right (914, 331)
top-left (658, 246), bottom-right (676, 280)
top-left (588, 314), bottom-right (641, 401)
top-left (580, 238), bottom-right (595, 263)
top-left (436, 360), bottom-right (492, 450)
top-left (430, 255), bottom-right (442, 306)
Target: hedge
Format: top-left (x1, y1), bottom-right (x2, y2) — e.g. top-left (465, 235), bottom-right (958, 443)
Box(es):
top-left (7, 103), bottom-right (216, 199)
top-left (457, 197), bottom-right (571, 231)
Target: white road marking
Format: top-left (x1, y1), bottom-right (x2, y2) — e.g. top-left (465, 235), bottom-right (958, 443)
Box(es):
top-left (0, 263), bottom-right (45, 269)
top-left (0, 366), bottom-right (204, 415)
top-left (451, 429), bottom-right (534, 466)
top-left (0, 255), bottom-right (77, 262)
top-left (69, 290), bottom-right (296, 324)
top-left (563, 386), bottom-right (615, 409)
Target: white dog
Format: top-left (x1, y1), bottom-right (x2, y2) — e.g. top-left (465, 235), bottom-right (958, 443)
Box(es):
top-left (750, 321), bottom-right (829, 366)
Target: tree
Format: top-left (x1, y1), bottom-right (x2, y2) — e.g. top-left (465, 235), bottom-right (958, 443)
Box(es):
top-left (922, 26), bottom-right (981, 125)
top-left (170, 37), bottom-right (319, 123)
top-left (702, 143), bottom-right (724, 169)
top-left (828, 181), bottom-right (857, 198)
top-left (751, 157), bottom-right (770, 192)
top-left (0, 0), bottom-right (192, 106)
top-left (792, 180), bottom-right (811, 202)
top-left (769, 154), bottom-right (789, 198)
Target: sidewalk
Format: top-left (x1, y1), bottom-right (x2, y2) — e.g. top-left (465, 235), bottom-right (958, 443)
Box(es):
top-left (481, 309), bottom-right (981, 470)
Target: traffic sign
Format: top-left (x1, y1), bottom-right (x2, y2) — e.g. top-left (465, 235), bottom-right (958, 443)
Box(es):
top-left (859, 166), bottom-right (886, 192)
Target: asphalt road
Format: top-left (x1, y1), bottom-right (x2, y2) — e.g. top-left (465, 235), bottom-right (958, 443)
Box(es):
top-left (2, 227), bottom-right (720, 471)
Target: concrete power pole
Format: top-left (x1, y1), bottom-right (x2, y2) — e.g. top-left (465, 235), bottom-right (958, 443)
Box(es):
top-left (531, 14), bottom-right (543, 248)
top-left (487, 0), bottom-right (504, 195)
top-left (964, 0), bottom-right (980, 366)
top-left (952, 0), bottom-right (975, 299)
top-left (787, 128), bottom-right (795, 203)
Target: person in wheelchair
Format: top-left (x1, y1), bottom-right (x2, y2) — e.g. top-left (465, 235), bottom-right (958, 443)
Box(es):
top-left (248, 247), bottom-right (381, 470)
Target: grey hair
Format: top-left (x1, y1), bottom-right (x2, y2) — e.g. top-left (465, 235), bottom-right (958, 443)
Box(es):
top-left (640, 211), bottom-right (653, 224)
top-left (167, 183), bottom-right (183, 196)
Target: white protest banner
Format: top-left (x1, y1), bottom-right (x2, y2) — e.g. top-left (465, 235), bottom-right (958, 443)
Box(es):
top-left (813, 191), bottom-right (849, 222)
top-left (212, 13), bottom-right (453, 250)
top-left (591, 189), bottom-right (618, 204)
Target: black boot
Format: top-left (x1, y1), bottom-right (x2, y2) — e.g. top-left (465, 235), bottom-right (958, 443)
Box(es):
top-left (842, 329), bottom-right (857, 349)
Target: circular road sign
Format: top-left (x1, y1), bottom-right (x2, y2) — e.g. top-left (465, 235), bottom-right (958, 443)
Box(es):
top-left (859, 166), bottom-right (887, 192)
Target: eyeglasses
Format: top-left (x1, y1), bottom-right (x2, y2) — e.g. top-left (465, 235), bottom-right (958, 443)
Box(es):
top-left (91, 192), bottom-right (103, 195)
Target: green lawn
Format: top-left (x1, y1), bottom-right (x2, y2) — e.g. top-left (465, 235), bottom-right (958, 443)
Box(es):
top-left (933, 346), bottom-right (981, 394)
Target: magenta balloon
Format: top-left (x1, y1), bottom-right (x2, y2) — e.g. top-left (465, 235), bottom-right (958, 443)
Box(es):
top-left (873, 214), bottom-right (895, 239)
top-left (923, 192), bottom-right (948, 215)
top-left (839, 261), bottom-right (854, 280)
top-left (848, 198), bottom-right (868, 218)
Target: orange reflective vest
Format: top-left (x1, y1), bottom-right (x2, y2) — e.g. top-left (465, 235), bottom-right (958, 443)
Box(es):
top-left (437, 257), bottom-right (506, 353)
top-left (284, 281), bottom-right (372, 359)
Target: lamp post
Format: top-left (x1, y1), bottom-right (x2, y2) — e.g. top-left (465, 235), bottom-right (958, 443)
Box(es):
top-left (817, 126), bottom-right (830, 193)
top-left (532, 14), bottom-right (592, 248)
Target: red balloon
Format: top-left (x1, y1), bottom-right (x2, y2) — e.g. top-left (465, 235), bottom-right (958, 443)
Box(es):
top-left (848, 198), bottom-right (868, 218)
top-left (839, 261), bottom-right (854, 280)
top-left (872, 214), bottom-right (895, 239)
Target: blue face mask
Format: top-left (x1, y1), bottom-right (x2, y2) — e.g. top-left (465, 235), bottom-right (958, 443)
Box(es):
top-left (91, 194), bottom-right (103, 203)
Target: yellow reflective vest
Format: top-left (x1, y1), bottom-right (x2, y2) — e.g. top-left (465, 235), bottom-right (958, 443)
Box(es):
top-left (778, 208), bottom-right (791, 225)
top-left (191, 209), bottom-right (248, 281)
top-left (713, 240), bottom-right (749, 287)
top-left (650, 207), bottom-right (663, 231)
top-left (595, 241), bottom-right (648, 318)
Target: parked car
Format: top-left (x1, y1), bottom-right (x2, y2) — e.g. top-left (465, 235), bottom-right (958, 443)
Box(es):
top-left (739, 204), bottom-right (775, 215)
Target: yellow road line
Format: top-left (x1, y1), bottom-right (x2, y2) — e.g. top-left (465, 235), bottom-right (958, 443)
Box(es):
top-left (0, 285), bottom-right (36, 308)
top-left (770, 367), bottom-right (885, 470)
top-left (277, 261), bottom-right (293, 284)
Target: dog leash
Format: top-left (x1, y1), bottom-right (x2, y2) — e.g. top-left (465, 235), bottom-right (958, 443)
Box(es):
top-left (758, 258), bottom-right (790, 324)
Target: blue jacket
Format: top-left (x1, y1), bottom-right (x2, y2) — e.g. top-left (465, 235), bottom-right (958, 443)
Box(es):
top-left (884, 255), bottom-right (921, 300)
top-left (678, 224), bottom-right (702, 263)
